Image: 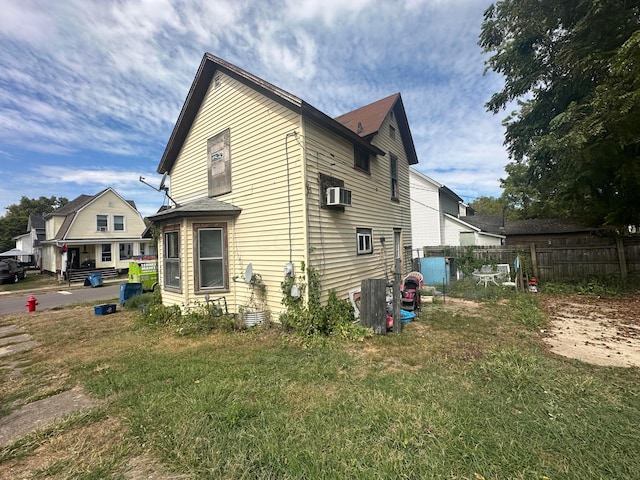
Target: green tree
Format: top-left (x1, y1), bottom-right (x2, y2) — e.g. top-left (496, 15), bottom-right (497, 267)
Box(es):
top-left (480, 0), bottom-right (640, 228)
top-left (469, 196), bottom-right (505, 216)
top-left (0, 196), bottom-right (68, 252)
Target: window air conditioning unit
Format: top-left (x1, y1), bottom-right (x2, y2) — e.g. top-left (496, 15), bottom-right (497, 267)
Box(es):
top-left (326, 186), bottom-right (352, 206)
top-left (98, 226), bottom-right (107, 232)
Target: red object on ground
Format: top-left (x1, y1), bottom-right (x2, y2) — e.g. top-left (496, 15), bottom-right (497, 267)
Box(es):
top-left (26, 295), bottom-right (38, 312)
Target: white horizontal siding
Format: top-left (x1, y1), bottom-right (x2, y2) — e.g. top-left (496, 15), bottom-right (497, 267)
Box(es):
top-left (410, 169), bottom-right (442, 249)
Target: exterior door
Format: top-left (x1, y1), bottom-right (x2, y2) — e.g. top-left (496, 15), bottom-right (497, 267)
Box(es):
top-left (68, 248), bottom-right (80, 269)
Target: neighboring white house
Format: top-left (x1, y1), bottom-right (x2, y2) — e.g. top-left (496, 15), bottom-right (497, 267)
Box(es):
top-left (410, 168), bottom-right (504, 252)
top-left (410, 169), bottom-right (442, 249)
top-left (41, 188), bottom-right (153, 277)
top-left (442, 214), bottom-right (505, 247)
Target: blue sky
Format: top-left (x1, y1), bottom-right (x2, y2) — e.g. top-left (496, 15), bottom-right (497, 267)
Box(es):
top-left (0, 0), bottom-right (509, 218)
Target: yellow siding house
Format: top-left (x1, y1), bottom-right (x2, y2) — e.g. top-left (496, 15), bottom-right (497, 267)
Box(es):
top-left (149, 53), bottom-right (419, 318)
top-left (41, 188), bottom-right (151, 278)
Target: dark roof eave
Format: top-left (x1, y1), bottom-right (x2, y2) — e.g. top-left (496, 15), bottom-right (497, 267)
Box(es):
top-left (147, 207), bottom-right (242, 223)
top-left (392, 97), bottom-right (419, 165)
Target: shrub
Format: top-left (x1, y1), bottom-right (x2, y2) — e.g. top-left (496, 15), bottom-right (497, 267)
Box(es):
top-left (281, 263), bottom-right (372, 342)
top-left (174, 303), bottom-right (239, 336)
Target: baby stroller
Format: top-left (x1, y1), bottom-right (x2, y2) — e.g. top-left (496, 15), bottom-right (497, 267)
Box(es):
top-left (401, 272), bottom-right (423, 312)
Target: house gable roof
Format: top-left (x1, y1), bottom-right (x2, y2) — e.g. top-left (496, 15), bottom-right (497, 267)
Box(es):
top-left (46, 194), bottom-right (95, 218)
top-left (335, 93), bottom-right (419, 165)
top-left (27, 214), bottom-right (45, 231)
top-left (47, 188), bottom-right (141, 240)
top-left (439, 185), bottom-right (463, 204)
top-left (157, 53), bottom-right (385, 175)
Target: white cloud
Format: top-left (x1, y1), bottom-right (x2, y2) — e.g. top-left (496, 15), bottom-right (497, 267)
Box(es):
top-left (0, 0), bottom-right (511, 218)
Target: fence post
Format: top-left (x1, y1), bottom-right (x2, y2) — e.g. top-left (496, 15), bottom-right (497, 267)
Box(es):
top-left (393, 258), bottom-right (402, 334)
top-left (360, 279), bottom-right (387, 335)
top-left (529, 243), bottom-right (539, 279)
top-left (616, 237), bottom-right (628, 278)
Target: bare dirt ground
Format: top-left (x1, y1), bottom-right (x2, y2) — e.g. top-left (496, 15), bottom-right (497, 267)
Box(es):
top-left (541, 293), bottom-right (640, 367)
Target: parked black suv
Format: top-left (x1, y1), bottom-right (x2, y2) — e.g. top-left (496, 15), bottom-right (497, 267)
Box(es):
top-left (0, 258), bottom-right (27, 284)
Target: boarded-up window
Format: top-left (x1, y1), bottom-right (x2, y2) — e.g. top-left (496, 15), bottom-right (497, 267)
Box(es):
top-left (207, 129), bottom-right (231, 197)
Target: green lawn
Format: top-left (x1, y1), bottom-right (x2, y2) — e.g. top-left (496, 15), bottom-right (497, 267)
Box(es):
top-left (1, 293), bottom-right (639, 479)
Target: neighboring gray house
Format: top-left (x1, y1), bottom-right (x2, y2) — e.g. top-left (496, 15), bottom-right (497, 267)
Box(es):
top-left (13, 214), bottom-right (46, 267)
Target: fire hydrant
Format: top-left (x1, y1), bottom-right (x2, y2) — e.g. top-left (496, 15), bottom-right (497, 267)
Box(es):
top-left (26, 295), bottom-right (38, 313)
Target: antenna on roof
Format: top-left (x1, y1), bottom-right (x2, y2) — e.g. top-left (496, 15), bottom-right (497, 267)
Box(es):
top-left (139, 172), bottom-right (177, 206)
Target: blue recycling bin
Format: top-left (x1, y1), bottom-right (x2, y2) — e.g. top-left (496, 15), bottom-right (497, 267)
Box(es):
top-left (120, 282), bottom-right (143, 305)
top-left (84, 272), bottom-right (103, 287)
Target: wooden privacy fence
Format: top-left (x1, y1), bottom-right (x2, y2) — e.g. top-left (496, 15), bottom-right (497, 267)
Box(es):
top-left (422, 237), bottom-right (640, 282)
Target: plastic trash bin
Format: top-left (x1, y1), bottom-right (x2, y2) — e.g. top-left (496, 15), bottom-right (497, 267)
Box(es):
top-left (120, 282), bottom-right (143, 305)
top-left (84, 272), bottom-right (103, 287)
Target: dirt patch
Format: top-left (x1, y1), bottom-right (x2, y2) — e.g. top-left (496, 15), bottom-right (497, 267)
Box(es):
top-left (541, 293), bottom-right (640, 367)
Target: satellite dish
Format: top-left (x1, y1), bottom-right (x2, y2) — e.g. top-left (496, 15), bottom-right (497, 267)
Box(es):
top-left (244, 263), bottom-right (253, 284)
top-left (158, 171), bottom-right (168, 191)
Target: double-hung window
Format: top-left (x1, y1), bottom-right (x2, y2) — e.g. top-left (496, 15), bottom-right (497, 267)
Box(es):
top-left (101, 244), bottom-right (112, 262)
top-left (356, 228), bottom-right (373, 255)
top-left (97, 215), bottom-right (108, 232)
top-left (164, 227), bottom-right (180, 289)
top-left (390, 153), bottom-right (399, 200)
top-left (354, 148), bottom-right (370, 173)
top-left (113, 215), bottom-right (125, 231)
top-left (195, 223), bottom-right (227, 291)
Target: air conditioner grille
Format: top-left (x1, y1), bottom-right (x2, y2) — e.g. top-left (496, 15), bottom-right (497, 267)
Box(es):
top-left (326, 187), bottom-right (352, 206)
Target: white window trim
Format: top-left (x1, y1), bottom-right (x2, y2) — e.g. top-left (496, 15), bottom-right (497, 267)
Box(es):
top-left (113, 214), bottom-right (125, 232)
top-left (356, 228), bottom-right (373, 255)
top-left (101, 243), bottom-right (112, 262)
top-left (96, 214), bottom-right (109, 232)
